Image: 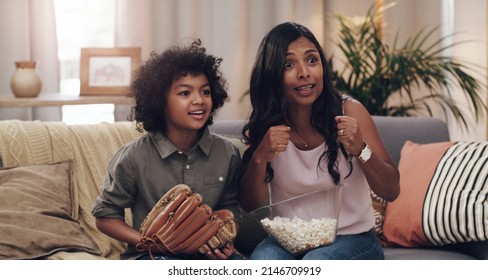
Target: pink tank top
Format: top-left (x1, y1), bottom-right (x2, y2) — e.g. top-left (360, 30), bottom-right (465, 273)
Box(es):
top-left (269, 142), bottom-right (374, 235)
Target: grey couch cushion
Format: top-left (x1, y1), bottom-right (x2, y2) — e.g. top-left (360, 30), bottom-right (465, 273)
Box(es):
top-left (373, 116), bottom-right (450, 164)
top-left (384, 247), bottom-right (476, 260)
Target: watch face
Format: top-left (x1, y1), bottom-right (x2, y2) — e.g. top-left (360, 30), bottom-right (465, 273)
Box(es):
top-left (360, 144), bottom-right (372, 162)
top-left (363, 148), bottom-right (371, 159)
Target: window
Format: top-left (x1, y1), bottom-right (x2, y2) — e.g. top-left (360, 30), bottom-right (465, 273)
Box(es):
top-left (53, 0), bottom-right (116, 124)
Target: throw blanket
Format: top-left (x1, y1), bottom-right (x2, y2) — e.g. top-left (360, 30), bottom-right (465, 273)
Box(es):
top-left (0, 120), bottom-right (143, 259)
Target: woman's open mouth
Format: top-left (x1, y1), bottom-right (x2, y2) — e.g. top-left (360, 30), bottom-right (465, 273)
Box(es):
top-left (295, 84), bottom-right (315, 95)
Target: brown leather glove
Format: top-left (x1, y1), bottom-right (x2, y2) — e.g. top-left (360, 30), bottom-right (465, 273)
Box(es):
top-left (198, 209), bottom-right (237, 254)
top-left (135, 184), bottom-right (237, 258)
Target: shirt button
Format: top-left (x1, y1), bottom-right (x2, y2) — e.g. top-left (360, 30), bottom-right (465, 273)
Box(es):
top-left (186, 165), bottom-right (190, 170)
top-left (219, 176), bottom-right (223, 181)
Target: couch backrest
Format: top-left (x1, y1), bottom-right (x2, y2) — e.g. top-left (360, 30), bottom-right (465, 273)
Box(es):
top-left (0, 117), bottom-right (451, 259)
top-left (372, 116), bottom-right (450, 164)
top-left (211, 116), bottom-right (450, 165)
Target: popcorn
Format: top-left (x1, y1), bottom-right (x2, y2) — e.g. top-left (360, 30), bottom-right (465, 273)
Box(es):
top-left (260, 216), bottom-right (337, 255)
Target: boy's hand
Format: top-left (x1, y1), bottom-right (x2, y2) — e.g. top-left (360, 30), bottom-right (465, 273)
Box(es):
top-left (206, 243), bottom-right (236, 260)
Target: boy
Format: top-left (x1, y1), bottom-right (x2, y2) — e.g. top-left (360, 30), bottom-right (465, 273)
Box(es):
top-left (92, 39), bottom-right (242, 260)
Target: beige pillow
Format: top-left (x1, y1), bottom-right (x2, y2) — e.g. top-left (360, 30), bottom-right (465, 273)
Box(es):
top-left (0, 161), bottom-right (100, 259)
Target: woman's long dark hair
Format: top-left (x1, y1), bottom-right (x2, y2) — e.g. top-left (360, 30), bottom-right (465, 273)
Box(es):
top-left (241, 22), bottom-right (350, 185)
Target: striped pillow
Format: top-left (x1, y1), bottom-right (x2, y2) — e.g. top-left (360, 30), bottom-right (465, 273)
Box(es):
top-left (382, 141), bottom-right (488, 247)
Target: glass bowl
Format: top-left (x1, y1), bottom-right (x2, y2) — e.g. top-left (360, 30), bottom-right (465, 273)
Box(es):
top-left (250, 185), bottom-right (343, 256)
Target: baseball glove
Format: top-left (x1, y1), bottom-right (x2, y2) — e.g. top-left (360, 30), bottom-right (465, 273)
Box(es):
top-left (135, 184), bottom-right (237, 258)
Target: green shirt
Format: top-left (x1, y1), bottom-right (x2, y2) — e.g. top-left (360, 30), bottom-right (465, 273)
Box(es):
top-left (91, 127), bottom-right (242, 257)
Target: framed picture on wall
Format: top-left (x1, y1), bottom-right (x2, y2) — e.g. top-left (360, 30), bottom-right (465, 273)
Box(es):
top-left (80, 47), bottom-right (141, 96)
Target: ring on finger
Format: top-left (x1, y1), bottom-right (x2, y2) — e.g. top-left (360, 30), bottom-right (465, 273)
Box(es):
top-left (340, 129), bottom-right (344, 136)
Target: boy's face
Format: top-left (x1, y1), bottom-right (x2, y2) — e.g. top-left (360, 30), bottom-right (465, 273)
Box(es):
top-left (165, 73), bottom-right (213, 133)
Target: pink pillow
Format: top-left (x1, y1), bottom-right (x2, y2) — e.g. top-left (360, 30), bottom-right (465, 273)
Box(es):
top-left (382, 141), bottom-right (488, 247)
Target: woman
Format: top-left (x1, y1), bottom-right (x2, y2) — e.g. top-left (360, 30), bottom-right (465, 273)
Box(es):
top-left (239, 22), bottom-right (400, 260)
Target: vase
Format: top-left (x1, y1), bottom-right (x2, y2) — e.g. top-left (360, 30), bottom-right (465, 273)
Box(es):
top-left (10, 61), bottom-right (42, 98)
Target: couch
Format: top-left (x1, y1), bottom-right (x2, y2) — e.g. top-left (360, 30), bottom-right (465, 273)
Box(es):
top-left (0, 116), bottom-right (487, 260)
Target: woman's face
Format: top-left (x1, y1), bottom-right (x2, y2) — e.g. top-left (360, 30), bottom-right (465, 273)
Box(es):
top-left (164, 73), bottom-right (213, 133)
top-left (282, 36), bottom-right (324, 108)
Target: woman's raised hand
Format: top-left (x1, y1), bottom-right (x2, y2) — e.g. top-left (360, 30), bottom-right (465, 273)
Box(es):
top-left (253, 125), bottom-right (291, 164)
top-left (335, 115), bottom-right (364, 156)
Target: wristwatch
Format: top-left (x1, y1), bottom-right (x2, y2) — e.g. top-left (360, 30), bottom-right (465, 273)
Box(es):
top-left (356, 141), bottom-right (372, 163)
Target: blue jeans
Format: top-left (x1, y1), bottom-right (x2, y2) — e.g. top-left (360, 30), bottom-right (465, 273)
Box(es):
top-left (250, 230), bottom-right (384, 260)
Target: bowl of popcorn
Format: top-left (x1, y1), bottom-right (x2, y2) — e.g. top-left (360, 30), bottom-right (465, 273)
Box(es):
top-left (250, 184), bottom-right (343, 256)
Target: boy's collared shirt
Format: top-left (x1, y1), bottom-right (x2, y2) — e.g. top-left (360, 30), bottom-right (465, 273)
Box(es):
top-left (91, 127), bottom-right (241, 257)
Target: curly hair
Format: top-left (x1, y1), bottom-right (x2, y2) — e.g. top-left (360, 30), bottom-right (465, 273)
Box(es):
top-left (241, 22), bottom-right (350, 185)
top-left (128, 39), bottom-right (228, 133)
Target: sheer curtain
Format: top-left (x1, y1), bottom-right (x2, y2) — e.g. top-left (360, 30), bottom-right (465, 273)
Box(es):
top-left (0, 0), bottom-right (60, 121)
top-left (114, 0), bottom-right (326, 120)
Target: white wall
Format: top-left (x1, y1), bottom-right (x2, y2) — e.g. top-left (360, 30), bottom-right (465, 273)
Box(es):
top-left (384, 0), bottom-right (487, 141)
top-left (0, 0), bottom-right (61, 121)
top-left (325, 0), bottom-right (487, 141)
top-left (448, 0), bottom-right (487, 141)
top-left (149, 0), bottom-right (327, 122)
top-left (1, 0), bottom-right (486, 140)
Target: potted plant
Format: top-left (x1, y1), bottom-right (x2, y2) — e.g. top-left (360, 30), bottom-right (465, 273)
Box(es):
top-left (328, 4), bottom-right (486, 129)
